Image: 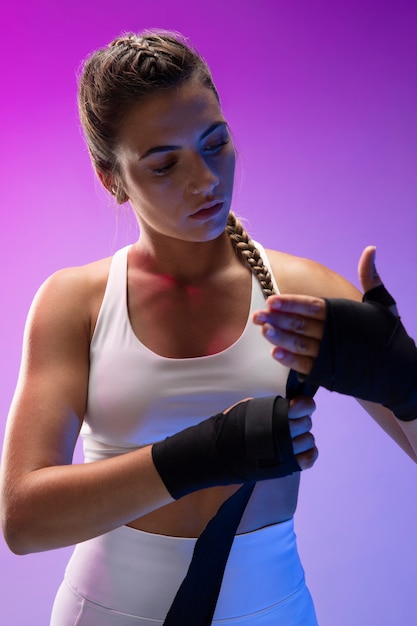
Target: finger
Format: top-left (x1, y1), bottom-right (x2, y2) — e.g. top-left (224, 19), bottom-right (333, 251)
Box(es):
top-left (272, 346), bottom-right (316, 375)
top-left (292, 432), bottom-right (316, 457)
top-left (253, 310), bottom-right (324, 340)
top-left (288, 396), bottom-right (316, 418)
top-left (264, 294), bottom-right (327, 320)
top-left (358, 245), bottom-right (382, 293)
top-left (261, 322), bottom-right (321, 357)
top-left (295, 444), bottom-right (319, 470)
top-left (358, 246), bottom-right (399, 315)
top-left (288, 414), bottom-right (313, 438)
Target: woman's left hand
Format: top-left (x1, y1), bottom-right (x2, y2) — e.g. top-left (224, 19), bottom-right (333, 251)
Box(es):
top-left (253, 295), bottom-right (327, 375)
top-left (252, 246), bottom-right (391, 377)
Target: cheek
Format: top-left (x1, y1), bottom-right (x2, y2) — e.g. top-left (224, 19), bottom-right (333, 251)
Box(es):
top-left (224, 152), bottom-right (236, 182)
top-left (136, 179), bottom-right (184, 215)
top-left (118, 165), bottom-right (141, 198)
top-left (210, 143), bottom-right (235, 182)
top-left (224, 144), bottom-right (236, 172)
top-left (122, 168), bottom-right (166, 204)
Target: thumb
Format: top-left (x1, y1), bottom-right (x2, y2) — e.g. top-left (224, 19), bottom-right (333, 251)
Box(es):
top-left (358, 246), bottom-right (399, 315)
top-left (358, 245), bottom-right (382, 293)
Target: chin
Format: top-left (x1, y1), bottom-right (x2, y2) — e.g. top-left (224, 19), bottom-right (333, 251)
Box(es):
top-left (194, 218), bottom-right (230, 243)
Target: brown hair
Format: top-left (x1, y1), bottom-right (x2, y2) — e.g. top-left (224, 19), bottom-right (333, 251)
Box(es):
top-left (78, 30), bottom-right (275, 298)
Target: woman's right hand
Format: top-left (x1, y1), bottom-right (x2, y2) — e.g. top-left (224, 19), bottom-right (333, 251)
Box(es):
top-left (152, 394), bottom-right (318, 500)
top-left (224, 395), bottom-right (318, 472)
top-left (287, 395), bottom-right (318, 470)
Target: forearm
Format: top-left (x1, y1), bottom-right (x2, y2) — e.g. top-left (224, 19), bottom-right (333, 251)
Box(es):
top-left (3, 397), bottom-right (317, 555)
top-left (357, 399), bottom-right (417, 462)
top-left (2, 445), bottom-right (173, 555)
top-left (396, 415), bottom-right (417, 460)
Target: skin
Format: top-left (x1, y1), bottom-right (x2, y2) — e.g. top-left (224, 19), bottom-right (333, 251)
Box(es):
top-left (253, 246), bottom-right (417, 455)
top-left (1, 80), bottom-right (417, 556)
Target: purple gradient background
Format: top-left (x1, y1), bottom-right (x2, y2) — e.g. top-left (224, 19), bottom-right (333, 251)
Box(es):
top-left (1, 1), bottom-right (416, 624)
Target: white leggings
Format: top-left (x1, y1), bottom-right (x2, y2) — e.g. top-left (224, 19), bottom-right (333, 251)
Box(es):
top-left (50, 519), bottom-right (318, 625)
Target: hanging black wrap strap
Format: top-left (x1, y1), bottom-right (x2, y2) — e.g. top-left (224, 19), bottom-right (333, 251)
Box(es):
top-left (163, 371), bottom-right (316, 625)
top-left (163, 482), bottom-right (255, 626)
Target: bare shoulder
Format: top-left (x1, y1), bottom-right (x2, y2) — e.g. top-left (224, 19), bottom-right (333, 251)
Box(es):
top-left (10, 255), bottom-right (114, 459)
top-left (34, 256), bottom-right (112, 307)
top-left (28, 256), bottom-right (112, 340)
top-left (264, 248), bottom-right (361, 300)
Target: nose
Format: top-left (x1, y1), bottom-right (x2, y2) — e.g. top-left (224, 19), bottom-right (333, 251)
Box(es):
top-left (188, 153), bottom-right (220, 195)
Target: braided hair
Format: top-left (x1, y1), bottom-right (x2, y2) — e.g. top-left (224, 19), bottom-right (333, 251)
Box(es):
top-left (227, 212), bottom-right (275, 298)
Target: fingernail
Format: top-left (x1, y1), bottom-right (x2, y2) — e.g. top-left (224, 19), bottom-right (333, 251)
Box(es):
top-left (269, 299), bottom-right (282, 310)
top-left (309, 300), bottom-right (322, 314)
top-left (265, 324), bottom-right (275, 338)
top-left (371, 248), bottom-right (379, 280)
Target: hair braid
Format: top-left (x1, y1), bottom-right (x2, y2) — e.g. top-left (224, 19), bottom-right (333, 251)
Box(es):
top-left (226, 212), bottom-right (275, 299)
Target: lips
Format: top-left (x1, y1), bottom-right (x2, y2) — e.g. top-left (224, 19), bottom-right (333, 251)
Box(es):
top-left (190, 200), bottom-right (224, 220)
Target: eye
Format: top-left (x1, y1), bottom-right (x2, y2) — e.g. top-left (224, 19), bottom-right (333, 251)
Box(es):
top-left (203, 138), bottom-right (229, 154)
top-left (151, 160), bottom-right (177, 176)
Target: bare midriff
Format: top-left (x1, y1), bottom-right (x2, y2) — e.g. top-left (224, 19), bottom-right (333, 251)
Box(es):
top-left (126, 473), bottom-right (300, 537)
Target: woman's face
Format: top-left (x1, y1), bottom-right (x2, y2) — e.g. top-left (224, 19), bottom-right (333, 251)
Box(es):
top-left (113, 79), bottom-right (236, 244)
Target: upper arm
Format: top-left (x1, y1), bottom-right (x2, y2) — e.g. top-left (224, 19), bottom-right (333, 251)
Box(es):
top-left (2, 268), bottom-right (92, 486)
top-left (266, 249), bottom-right (362, 301)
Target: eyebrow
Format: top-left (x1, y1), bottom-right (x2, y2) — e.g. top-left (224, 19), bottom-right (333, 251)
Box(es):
top-left (139, 121), bottom-right (228, 160)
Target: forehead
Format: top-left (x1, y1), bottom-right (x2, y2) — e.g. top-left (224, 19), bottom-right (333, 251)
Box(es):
top-left (116, 81), bottom-right (225, 156)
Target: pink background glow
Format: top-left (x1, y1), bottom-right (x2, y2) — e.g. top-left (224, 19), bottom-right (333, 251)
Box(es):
top-left (1, 1), bottom-right (416, 624)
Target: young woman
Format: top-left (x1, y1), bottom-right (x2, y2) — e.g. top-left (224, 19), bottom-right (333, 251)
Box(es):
top-left (1, 31), bottom-right (416, 626)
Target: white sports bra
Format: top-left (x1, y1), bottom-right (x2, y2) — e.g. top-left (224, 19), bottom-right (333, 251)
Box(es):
top-left (81, 243), bottom-right (289, 463)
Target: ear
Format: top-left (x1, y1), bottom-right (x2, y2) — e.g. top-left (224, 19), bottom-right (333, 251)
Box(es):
top-left (96, 169), bottom-right (129, 204)
top-left (96, 170), bottom-right (115, 195)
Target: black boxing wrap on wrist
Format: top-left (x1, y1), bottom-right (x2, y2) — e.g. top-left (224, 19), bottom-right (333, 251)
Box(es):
top-left (152, 395), bottom-right (301, 500)
top-left (302, 285), bottom-right (417, 421)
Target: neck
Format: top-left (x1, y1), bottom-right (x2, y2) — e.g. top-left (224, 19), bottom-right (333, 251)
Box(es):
top-left (131, 231), bottom-right (239, 283)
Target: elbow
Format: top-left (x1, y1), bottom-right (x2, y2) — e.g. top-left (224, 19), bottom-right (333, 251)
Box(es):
top-left (1, 475), bottom-right (52, 554)
top-left (3, 536), bottom-right (32, 556)
top-left (1, 503), bottom-right (40, 555)
top-left (2, 520), bottom-right (33, 556)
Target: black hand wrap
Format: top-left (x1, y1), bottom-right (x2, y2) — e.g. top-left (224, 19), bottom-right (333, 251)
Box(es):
top-left (152, 395), bottom-right (301, 500)
top-left (302, 284), bottom-right (417, 421)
